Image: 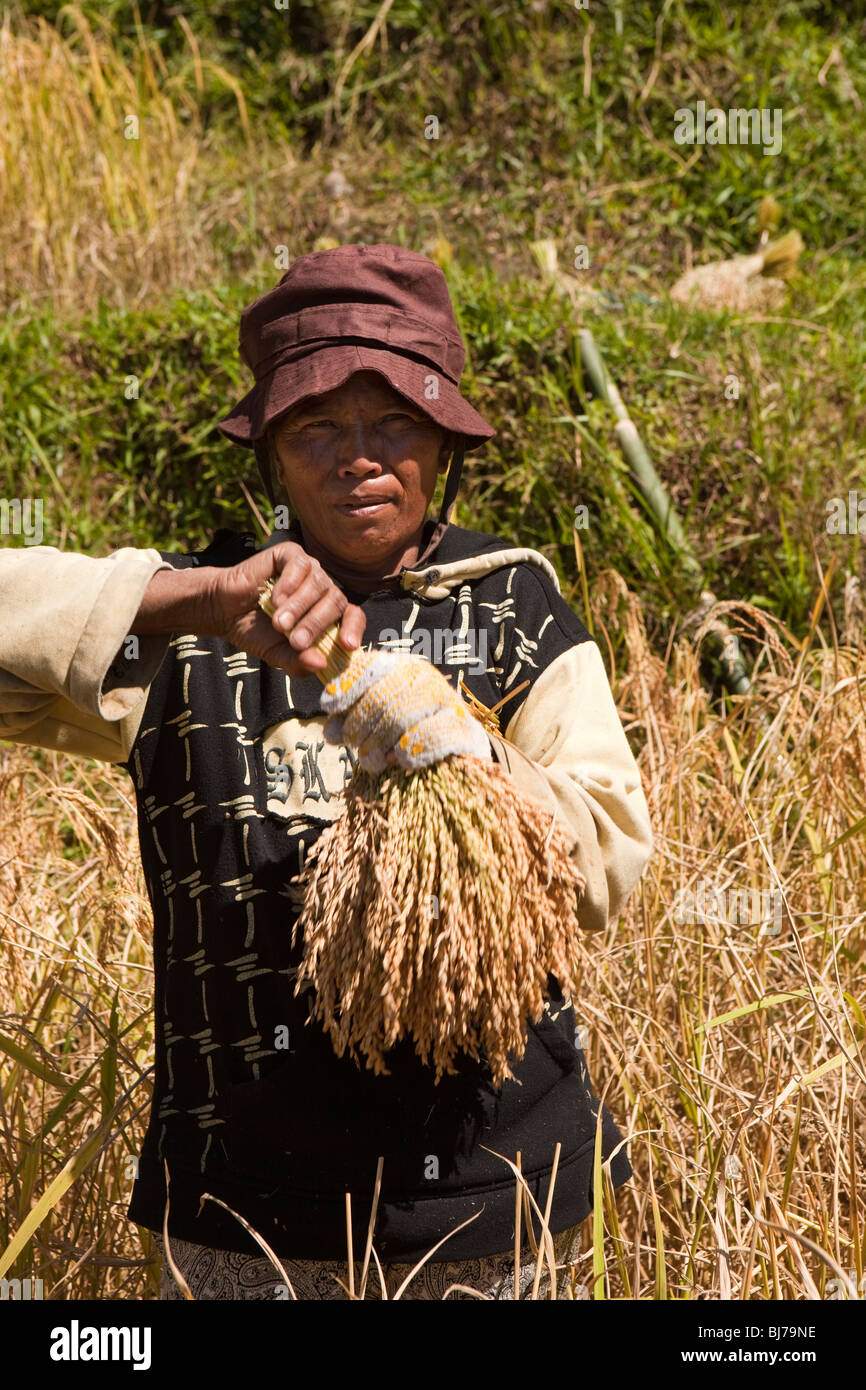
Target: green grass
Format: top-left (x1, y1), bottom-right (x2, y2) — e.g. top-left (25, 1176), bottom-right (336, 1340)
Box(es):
top-left (2, 0), bottom-right (865, 656)
top-left (2, 0), bottom-right (866, 1302)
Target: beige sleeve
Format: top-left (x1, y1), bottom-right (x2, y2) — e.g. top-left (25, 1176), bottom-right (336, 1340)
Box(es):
top-left (486, 641), bottom-right (653, 932)
top-left (0, 544), bottom-right (174, 762)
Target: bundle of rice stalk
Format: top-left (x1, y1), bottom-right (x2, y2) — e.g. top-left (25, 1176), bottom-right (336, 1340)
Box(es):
top-left (670, 229), bottom-right (803, 313)
top-left (259, 582), bottom-right (587, 1088)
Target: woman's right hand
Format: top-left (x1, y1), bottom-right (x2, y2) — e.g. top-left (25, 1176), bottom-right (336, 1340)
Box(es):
top-left (209, 543), bottom-right (366, 677)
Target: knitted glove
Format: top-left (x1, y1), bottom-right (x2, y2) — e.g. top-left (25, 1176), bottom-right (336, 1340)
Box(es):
top-left (320, 649), bottom-right (492, 773)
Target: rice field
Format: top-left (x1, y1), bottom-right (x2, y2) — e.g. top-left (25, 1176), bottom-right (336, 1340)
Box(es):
top-left (1, 1), bottom-right (864, 1300)
top-left (2, 573), bottom-right (863, 1298)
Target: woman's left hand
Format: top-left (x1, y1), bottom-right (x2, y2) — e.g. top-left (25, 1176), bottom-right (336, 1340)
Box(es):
top-left (320, 650), bottom-right (491, 772)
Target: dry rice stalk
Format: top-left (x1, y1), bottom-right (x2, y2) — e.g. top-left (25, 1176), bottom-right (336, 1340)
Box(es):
top-left (292, 757), bottom-right (586, 1087)
top-left (258, 584), bottom-right (587, 1088)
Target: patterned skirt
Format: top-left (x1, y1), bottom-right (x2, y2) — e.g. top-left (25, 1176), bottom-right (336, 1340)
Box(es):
top-left (155, 1224), bottom-right (586, 1301)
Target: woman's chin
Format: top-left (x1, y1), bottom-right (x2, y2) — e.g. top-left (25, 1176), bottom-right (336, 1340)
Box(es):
top-left (303, 506), bottom-right (423, 574)
top-left (327, 526), bottom-right (399, 568)
top-left (329, 507), bottom-right (407, 551)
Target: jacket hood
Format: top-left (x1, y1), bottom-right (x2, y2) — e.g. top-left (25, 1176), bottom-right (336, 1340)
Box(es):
top-left (259, 519), bottom-right (563, 603)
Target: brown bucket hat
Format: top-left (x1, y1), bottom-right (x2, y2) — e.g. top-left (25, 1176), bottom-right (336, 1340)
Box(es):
top-left (217, 243), bottom-right (496, 531)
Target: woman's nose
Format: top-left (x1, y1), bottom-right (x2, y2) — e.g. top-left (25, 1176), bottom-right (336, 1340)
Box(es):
top-left (335, 423), bottom-right (380, 471)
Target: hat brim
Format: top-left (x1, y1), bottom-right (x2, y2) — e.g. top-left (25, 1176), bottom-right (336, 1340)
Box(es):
top-left (217, 344), bottom-right (495, 450)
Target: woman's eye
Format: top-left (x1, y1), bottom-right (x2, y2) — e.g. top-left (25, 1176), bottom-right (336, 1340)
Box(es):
top-left (290, 414), bottom-right (418, 437)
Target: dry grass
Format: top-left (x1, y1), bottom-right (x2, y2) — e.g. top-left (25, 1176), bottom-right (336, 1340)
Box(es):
top-left (0, 752), bottom-right (158, 1297)
top-left (0, 5), bottom-right (252, 315)
top-left (293, 756), bottom-right (586, 1087)
top-left (573, 567), bottom-right (866, 1298)
top-left (1, 562), bottom-right (863, 1299)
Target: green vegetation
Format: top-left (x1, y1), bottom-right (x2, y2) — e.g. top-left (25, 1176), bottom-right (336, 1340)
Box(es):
top-left (2, 0), bottom-right (865, 646)
top-left (2, 0), bottom-right (864, 1302)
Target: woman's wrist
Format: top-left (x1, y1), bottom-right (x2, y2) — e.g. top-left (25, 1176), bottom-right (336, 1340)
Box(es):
top-left (130, 566), bottom-right (222, 637)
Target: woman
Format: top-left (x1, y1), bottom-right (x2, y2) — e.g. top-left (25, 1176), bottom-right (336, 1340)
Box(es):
top-left (0, 243), bottom-right (653, 1299)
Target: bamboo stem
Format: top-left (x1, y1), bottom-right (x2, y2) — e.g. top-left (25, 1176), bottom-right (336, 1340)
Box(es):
top-left (579, 328), bottom-right (704, 587)
top-left (578, 327), bottom-right (754, 698)
top-left (258, 579), bottom-right (352, 684)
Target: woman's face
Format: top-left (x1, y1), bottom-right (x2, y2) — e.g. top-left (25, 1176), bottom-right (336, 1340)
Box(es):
top-left (270, 371), bottom-right (453, 574)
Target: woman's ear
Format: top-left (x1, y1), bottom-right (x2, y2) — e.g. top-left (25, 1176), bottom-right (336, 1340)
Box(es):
top-left (438, 430), bottom-right (456, 470)
top-left (268, 431), bottom-right (284, 490)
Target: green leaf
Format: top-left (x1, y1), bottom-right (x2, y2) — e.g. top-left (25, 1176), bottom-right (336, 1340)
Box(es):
top-left (0, 1031), bottom-right (70, 1094)
top-left (100, 990), bottom-right (120, 1122)
top-left (697, 991), bottom-right (808, 1032)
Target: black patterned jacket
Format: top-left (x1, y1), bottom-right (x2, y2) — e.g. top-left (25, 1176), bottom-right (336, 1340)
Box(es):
top-left (0, 521), bottom-right (653, 1261)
